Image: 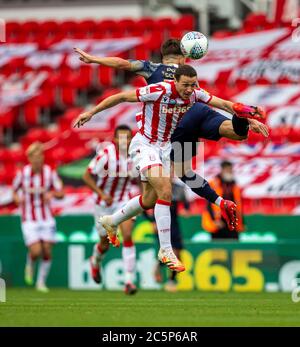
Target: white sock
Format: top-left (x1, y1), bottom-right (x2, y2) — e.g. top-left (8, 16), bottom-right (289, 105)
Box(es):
top-left (36, 259), bottom-right (51, 286)
top-left (215, 197), bottom-right (223, 207)
top-left (111, 195), bottom-right (145, 226)
top-left (122, 242), bottom-right (136, 284)
top-left (92, 243), bottom-right (105, 265)
top-left (155, 200), bottom-right (172, 250)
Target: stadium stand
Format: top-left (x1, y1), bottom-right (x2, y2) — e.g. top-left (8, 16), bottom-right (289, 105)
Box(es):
top-left (0, 13), bottom-right (299, 215)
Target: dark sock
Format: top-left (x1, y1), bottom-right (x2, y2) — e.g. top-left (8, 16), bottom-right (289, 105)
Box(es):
top-left (232, 114), bottom-right (249, 136)
top-left (170, 271), bottom-right (177, 281)
top-left (181, 171), bottom-right (219, 203)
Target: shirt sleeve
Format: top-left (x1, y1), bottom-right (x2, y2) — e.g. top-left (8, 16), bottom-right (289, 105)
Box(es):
top-left (51, 170), bottom-right (63, 191)
top-left (195, 88), bottom-right (212, 104)
top-left (12, 170), bottom-right (22, 192)
top-left (128, 60), bottom-right (159, 79)
top-left (136, 83), bottom-right (165, 102)
top-left (88, 151), bottom-right (108, 176)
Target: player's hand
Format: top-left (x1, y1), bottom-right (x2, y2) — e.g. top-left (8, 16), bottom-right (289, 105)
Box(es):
top-left (73, 111), bottom-right (93, 128)
top-left (43, 192), bottom-right (53, 204)
top-left (14, 195), bottom-right (24, 206)
top-left (101, 194), bottom-right (113, 206)
top-left (248, 119), bottom-right (269, 137)
top-left (73, 47), bottom-right (95, 64)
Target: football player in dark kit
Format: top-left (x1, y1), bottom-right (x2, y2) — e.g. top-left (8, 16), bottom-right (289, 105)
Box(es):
top-left (74, 39), bottom-right (268, 232)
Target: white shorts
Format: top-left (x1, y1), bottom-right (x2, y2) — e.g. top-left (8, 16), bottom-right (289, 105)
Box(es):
top-left (21, 220), bottom-right (57, 246)
top-left (94, 201), bottom-right (131, 237)
top-left (129, 132), bottom-right (171, 181)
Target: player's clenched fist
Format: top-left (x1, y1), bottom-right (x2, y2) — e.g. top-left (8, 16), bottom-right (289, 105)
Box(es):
top-left (73, 111), bottom-right (93, 128)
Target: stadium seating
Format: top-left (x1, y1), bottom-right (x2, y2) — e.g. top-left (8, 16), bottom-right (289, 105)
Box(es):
top-left (1, 14), bottom-right (299, 215)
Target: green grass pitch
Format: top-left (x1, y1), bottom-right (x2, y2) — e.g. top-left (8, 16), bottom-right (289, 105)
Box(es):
top-left (1, 289), bottom-right (300, 327)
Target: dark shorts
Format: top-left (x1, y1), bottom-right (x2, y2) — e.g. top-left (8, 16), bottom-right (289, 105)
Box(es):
top-left (171, 103), bottom-right (228, 162)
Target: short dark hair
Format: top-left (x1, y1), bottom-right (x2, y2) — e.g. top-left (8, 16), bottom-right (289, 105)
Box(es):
top-left (174, 64), bottom-right (197, 81)
top-left (114, 124), bottom-right (132, 137)
top-left (161, 39), bottom-right (183, 57)
top-left (221, 160), bottom-right (233, 169)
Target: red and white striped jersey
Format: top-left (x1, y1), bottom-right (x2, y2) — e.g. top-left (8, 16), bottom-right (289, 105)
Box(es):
top-left (13, 164), bottom-right (63, 222)
top-left (135, 80), bottom-right (212, 143)
top-left (88, 142), bottom-right (135, 206)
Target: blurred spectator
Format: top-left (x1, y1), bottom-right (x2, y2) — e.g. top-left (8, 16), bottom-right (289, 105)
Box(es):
top-left (202, 160), bottom-right (244, 240)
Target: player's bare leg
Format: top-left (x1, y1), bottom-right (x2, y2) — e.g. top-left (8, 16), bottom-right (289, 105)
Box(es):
top-left (25, 242), bottom-right (42, 286)
top-left (219, 119), bottom-right (269, 140)
top-left (36, 241), bottom-right (53, 293)
top-left (99, 183), bottom-right (157, 247)
top-left (90, 236), bottom-right (109, 284)
top-left (120, 219), bottom-right (137, 295)
top-left (145, 166), bottom-right (185, 273)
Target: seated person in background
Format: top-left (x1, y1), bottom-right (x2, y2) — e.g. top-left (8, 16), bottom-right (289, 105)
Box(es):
top-left (202, 160), bottom-right (244, 240)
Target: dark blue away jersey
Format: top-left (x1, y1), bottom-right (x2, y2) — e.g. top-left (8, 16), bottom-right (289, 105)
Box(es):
top-left (129, 60), bottom-right (178, 84)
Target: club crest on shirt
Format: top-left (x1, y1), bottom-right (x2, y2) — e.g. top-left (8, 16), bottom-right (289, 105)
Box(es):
top-left (162, 96), bottom-right (169, 103)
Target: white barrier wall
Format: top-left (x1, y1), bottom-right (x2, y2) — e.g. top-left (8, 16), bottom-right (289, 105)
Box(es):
top-left (0, 3), bottom-right (142, 20)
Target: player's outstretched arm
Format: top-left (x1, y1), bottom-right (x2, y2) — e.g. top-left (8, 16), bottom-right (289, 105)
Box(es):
top-left (73, 90), bottom-right (138, 128)
top-left (74, 47), bottom-right (133, 70)
top-left (207, 96), bottom-right (235, 114)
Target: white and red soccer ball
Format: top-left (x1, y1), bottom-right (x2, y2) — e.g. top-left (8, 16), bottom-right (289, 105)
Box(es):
top-left (180, 31), bottom-right (209, 60)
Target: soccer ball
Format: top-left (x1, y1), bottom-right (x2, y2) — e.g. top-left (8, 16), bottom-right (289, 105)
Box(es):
top-left (180, 31), bottom-right (209, 60)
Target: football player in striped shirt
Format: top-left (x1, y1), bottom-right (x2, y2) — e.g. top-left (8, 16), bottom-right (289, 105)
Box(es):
top-left (82, 125), bottom-right (137, 294)
top-left (74, 65), bottom-right (241, 272)
top-left (12, 142), bottom-right (64, 292)
top-left (74, 41), bottom-right (268, 232)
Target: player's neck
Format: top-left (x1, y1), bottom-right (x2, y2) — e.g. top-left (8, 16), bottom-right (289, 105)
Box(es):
top-left (162, 56), bottom-right (180, 66)
top-left (115, 143), bottom-right (129, 157)
top-left (31, 165), bottom-right (42, 173)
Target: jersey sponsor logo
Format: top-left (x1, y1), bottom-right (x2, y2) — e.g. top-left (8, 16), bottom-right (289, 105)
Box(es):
top-left (161, 104), bottom-right (192, 114)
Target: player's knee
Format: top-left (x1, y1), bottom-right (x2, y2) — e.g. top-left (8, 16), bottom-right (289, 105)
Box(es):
top-left (157, 188), bottom-right (172, 202)
top-left (30, 250), bottom-right (42, 260)
top-left (42, 253), bottom-right (52, 261)
top-left (141, 195), bottom-right (156, 209)
top-left (237, 134), bottom-right (248, 140)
